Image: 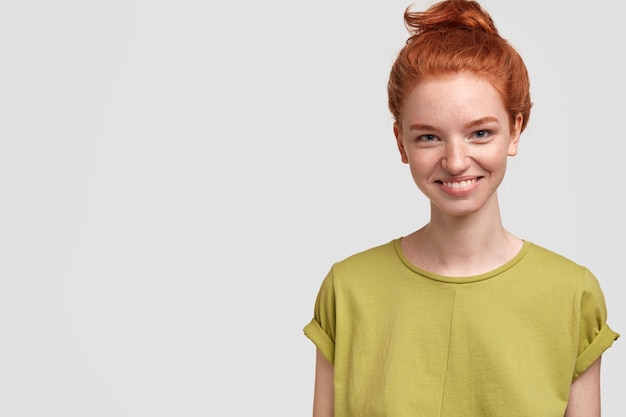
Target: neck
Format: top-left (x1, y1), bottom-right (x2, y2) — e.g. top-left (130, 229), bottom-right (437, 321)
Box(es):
top-left (401, 201), bottom-right (523, 276)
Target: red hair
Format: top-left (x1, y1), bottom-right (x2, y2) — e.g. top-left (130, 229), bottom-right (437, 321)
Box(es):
top-left (388, 0), bottom-right (531, 131)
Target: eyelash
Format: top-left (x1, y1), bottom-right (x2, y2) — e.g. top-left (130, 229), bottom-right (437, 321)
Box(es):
top-left (417, 130), bottom-right (492, 142)
top-left (418, 134), bottom-right (437, 142)
top-left (473, 130), bottom-right (491, 139)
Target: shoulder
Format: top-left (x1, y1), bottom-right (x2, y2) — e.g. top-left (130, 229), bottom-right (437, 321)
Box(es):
top-left (334, 239), bottom-right (399, 269)
top-left (329, 239), bottom-right (402, 285)
top-left (525, 242), bottom-right (586, 270)
top-left (523, 241), bottom-right (593, 287)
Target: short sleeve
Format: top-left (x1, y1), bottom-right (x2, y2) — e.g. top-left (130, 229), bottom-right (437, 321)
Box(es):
top-left (303, 267), bottom-right (337, 364)
top-left (573, 268), bottom-right (619, 380)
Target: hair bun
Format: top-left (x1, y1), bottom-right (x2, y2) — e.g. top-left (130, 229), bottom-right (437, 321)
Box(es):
top-left (404, 0), bottom-right (499, 37)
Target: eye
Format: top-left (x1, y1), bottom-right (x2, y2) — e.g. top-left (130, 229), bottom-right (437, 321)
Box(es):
top-left (473, 130), bottom-right (491, 140)
top-left (418, 134), bottom-right (438, 142)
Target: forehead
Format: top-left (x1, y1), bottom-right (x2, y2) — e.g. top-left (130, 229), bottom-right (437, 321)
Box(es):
top-left (401, 73), bottom-right (507, 127)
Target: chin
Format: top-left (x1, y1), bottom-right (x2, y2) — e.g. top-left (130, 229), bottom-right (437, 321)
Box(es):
top-left (433, 200), bottom-right (487, 217)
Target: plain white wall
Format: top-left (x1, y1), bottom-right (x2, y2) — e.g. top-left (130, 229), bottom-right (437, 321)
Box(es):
top-left (0, 0), bottom-right (622, 415)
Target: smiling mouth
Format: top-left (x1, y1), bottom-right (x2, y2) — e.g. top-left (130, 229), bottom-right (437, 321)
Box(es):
top-left (440, 178), bottom-right (479, 189)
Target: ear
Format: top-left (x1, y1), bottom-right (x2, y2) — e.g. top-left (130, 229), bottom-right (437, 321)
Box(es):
top-left (394, 124), bottom-right (409, 164)
top-left (507, 113), bottom-right (523, 156)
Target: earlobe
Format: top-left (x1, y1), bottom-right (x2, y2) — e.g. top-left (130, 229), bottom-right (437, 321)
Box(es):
top-left (394, 124), bottom-right (409, 164)
top-left (507, 113), bottom-right (523, 156)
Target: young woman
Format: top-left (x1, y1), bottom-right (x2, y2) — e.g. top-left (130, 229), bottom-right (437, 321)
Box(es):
top-left (303, 1), bottom-right (619, 416)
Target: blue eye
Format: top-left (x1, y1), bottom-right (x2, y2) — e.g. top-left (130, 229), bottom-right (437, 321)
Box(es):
top-left (419, 134), bottom-right (437, 142)
top-left (474, 130), bottom-right (490, 139)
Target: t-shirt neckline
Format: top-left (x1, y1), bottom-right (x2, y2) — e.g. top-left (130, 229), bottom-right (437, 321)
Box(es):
top-left (393, 238), bottom-right (532, 284)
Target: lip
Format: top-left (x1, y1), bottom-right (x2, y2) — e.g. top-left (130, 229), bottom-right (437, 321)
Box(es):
top-left (436, 177), bottom-right (482, 196)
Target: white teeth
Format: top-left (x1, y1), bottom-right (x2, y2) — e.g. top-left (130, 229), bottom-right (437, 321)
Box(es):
top-left (443, 179), bottom-right (476, 189)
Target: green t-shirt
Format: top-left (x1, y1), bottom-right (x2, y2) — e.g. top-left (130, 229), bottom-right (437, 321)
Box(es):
top-left (304, 239), bottom-right (619, 416)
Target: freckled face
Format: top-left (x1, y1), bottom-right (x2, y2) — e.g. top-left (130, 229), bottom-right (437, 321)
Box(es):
top-left (394, 72), bottom-right (522, 217)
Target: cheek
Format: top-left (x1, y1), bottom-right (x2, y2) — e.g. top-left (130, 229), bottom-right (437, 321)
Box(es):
top-left (474, 144), bottom-right (510, 168)
top-left (407, 153), bottom-right (436, 179)
top-left (481, 150), bottom-right (510, 177)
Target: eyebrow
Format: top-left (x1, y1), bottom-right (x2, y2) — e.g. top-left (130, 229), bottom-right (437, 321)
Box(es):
top-left (465, 116), bottom-right (499, 129)
top-left (409, 117), bottom-right (499, 131)
top-left (408, 123), bottom-right (436, 131)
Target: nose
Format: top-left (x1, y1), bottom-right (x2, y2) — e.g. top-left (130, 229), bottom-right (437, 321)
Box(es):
top-left (441, 140), bottom-right (470, 173)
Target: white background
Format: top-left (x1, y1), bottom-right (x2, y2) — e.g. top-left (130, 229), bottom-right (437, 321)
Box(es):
top-left (1, 0), bottom-right (623, 415)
